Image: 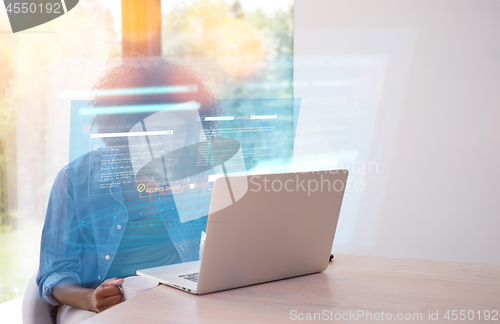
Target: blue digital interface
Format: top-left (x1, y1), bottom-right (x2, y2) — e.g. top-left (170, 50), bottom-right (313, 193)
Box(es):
top-left (56, 98), bottom-right (299, 262)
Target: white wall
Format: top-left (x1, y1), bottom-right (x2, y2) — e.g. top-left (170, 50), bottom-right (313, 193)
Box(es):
top-left (294, 0), bottom-right (500, 264)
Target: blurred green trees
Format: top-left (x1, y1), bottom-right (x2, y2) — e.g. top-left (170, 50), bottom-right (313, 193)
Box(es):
top-left (162, 0), bottom-right (293, 99)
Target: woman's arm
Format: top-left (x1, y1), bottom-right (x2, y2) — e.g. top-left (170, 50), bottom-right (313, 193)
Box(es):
top-left (38, 168), bottom-right (85, 305)
top-left (53, 278), bottom-right (124, 313)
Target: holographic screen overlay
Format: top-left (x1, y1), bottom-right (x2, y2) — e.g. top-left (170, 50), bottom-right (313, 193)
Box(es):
top-left (62, 99), bottom-right (294, 256)
top-left (126, 101), bottom-right (247, 223)
top-left (89, 101), bottom-right (204, 196)
top-left (87, 100), bottom-right (247, 223)
top-left (203, 98), bottom-right (299, 175)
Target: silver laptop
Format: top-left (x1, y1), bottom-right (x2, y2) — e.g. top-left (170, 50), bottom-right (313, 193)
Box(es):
top-left (137, 170), bottom-right (348, 295)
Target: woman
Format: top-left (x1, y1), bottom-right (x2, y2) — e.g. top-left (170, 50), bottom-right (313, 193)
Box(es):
top-left (37, 56), bottom-right (219, 324)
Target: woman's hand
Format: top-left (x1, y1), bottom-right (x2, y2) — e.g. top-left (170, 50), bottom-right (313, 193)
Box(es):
top-left (89, 278), bottom-right (124, 313)
top-left (53, 277), bottom-right (123, 312)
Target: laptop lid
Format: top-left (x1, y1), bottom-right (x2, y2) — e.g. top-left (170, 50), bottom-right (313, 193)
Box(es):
top-left (196, 170), bottom-right (348, 294)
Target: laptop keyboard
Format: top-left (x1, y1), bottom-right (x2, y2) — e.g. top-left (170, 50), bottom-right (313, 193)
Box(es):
top-left (179, 272), bottom-right (199, 283)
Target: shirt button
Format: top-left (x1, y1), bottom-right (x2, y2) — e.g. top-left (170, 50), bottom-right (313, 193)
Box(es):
top-left (117, 225), bottom-right (122, 229)
top-left (98, 276), bottom-right (101, 280)
top-left (105, 255), bottom-right (110, 260)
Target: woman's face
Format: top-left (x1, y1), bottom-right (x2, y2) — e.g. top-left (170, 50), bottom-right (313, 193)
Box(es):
top-left (126, 100), bottom-right (204, 185)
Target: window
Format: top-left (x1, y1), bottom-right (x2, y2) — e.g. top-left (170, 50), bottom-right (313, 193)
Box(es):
top-left (0, 0), bottom-right (293, 308)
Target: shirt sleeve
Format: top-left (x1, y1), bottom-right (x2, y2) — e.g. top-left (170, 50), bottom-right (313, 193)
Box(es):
top-left (36, 167), bottom-right (84, 305)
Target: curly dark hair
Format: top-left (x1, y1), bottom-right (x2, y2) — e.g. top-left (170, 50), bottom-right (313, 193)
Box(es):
top-left (91, 55), bottom-right (219, 135)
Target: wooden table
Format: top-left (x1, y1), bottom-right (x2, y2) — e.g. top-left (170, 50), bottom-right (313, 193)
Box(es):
top-left (83, 254), bottom-right (500, 323)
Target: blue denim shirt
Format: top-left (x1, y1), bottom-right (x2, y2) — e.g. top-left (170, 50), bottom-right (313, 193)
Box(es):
top-left (37, 151), bottom-right (207, 305)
